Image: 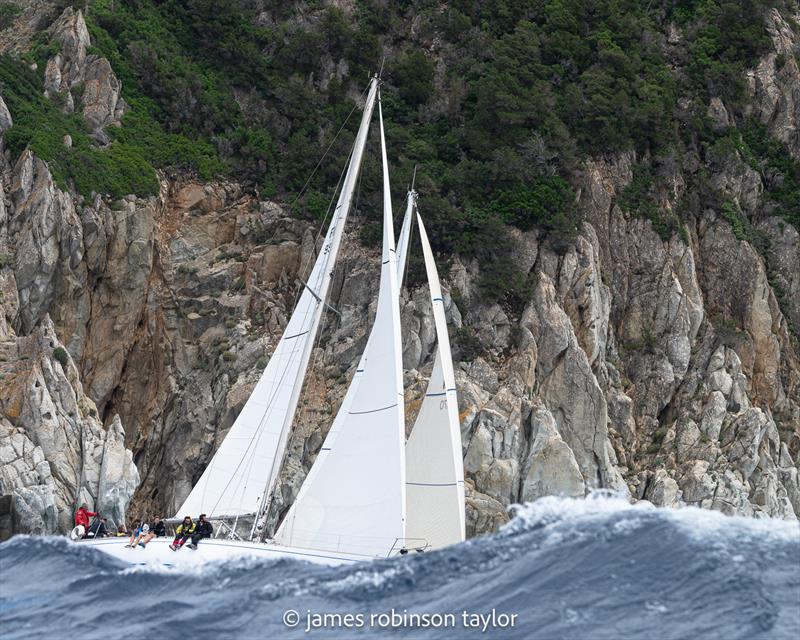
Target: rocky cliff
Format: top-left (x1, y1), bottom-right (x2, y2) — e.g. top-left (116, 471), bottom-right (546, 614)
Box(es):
top-left (0, 5), bottom-right (798, 539)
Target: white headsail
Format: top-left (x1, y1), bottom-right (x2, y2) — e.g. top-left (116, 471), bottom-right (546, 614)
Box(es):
top-left (174, 78), bottom-right (380, 521)
top-left (404, 212), bottom-right (466, 549)
top-left (274, 92), bottom-right (407, 557)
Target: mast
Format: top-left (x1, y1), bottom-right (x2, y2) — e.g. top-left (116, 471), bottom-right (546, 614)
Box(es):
top-left (173, 77), bottom-right (380, 529)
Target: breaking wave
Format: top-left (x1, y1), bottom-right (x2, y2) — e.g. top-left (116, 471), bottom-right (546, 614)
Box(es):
top-left (1, 494), bottom-right (798, 639)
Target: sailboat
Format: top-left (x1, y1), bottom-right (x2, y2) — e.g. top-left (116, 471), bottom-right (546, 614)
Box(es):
top-left (83, 76), bottom-right (465, 567)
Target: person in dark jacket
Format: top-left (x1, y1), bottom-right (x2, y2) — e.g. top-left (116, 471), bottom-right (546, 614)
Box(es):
top-left (87, 517), bottom-right (108, 538)
top-left (188, 514), bottom-right (213, 550)
top-left (139, 516), bottom-right (166, 548)
top-left (169, 516), bottom-right (196, 551)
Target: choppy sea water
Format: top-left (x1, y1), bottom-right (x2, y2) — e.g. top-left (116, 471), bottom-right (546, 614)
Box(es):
top-left (1, 494), bottom-right (798, 639)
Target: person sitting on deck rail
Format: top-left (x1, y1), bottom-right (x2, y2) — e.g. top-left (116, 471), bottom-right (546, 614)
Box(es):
top-left (125, 520), bottom-right (149, 548)
top-left (188, 514), bottom-right (213, 550)
top-left (138, 516), bottom-right (166, 548)
top-left (170, 516), bottom-right (196, 551)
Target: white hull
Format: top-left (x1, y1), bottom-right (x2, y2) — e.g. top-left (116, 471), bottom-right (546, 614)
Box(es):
top-left (80, 537), bottom-right (366, 567)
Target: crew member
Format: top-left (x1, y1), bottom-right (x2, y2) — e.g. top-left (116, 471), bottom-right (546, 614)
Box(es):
top-left (74, 503), bottom-right (97, 536)
top-left (170, 516), bottom-right (196, 551)
top-left (188, 514), bottom-right (213, 550)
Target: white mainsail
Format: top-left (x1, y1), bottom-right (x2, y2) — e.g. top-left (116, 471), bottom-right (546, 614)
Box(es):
top-left (174, 78), bottom-right (380, 521)
top-left (404, 212), bottom-right (466, 549)
top-left (274, 93), bottom-right (407, 557)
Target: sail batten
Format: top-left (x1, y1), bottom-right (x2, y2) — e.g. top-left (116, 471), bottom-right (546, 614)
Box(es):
top-left (173, 78), bottom-right (380, 522)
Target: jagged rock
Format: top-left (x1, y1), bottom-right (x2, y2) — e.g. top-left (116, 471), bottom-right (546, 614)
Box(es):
top-left (0, 418), bottom-right (59, 535)
top-left (758, 217), bottom-right (800, 333)
top-left (9, 150), bottom-right (85, 335)
top-left (699, 217), bottom-right (788, 410)
top-left (0, 317), bottom-right (138, 536)
top-left (465, 484), bottom-right (509, 536)
top-left (521, 402), bottom-right (585, 501)
top-left (643, 469), bottom-right (681, 508)
top-left (0, 95), bottom-right (12, 132)
top-left (707, 97), bottom-right (731, 132)
top-left (552, 227), bottom-right (610, 367)
top-left (96, 415), bottom-right (139, 526)
top-left (43, 8), bottom-right (126, 132)
top-left (709, 152), bottom-right (763, 216)
top-left (522, 275), bottom-right (627, 493)
top-left (81, 57), bottom-right (126, 131)
top-left (247, 242), bottom-right (300, 287)
top-left (48, 8), bottom-right (90, 77)
top-left (749, 8), bottom-right (800, 159)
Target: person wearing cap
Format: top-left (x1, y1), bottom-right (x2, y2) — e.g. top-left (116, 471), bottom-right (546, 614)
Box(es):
top-left (169, 516), bottom-right (196, 551)
top-left (187, 514), bottom-right (213, 550)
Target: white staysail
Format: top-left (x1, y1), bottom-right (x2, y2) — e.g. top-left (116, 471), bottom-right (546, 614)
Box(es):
top-left (175, 78), bottom-right (380, 521)
top-left (404, 212), bottom-right (466, 549)
top-left (274, 93), bottom-right (407, 557)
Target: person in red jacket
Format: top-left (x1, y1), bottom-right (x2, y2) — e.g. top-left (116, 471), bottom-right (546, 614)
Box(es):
top-left (74, 503), bottom-right (97, 531)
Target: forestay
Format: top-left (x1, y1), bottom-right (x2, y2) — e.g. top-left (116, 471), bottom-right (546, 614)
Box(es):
top-left (274, 94), bottom-right (407, 557)
top-left (174, 79), bottom-right (379, 520)
top-left (404, 212), bottom-right (466, 549)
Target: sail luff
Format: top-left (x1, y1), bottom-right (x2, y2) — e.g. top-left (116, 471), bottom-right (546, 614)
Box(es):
top-left (378, 93), bottom-right (407, 539)
top-left (173, 78), bottom-right (379, 522)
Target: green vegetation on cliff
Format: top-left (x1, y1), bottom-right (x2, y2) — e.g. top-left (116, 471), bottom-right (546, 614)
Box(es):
top-left (0, 0), bottom-right (798, 305)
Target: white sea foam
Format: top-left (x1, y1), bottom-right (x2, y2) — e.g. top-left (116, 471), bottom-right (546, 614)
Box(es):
top-left (503, 491), bottom-right (800, 545)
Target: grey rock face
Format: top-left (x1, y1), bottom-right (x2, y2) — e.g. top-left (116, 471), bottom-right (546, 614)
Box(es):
top-left (0, 318), bottom-right (138, 536)
top-left (0, 96), bottom-right (12, 133)
top-left (521, 402), bottom-right (585, 501)
top-left (9, 150), bottom-right (84, 335)
top-left (523, 275), bottom-right (625, 493)
top-left (749, 9), bottom-right (800, 160)
top-left (2, 147), bottom-right (796, 534)
top-left (43, 8), bottom-right (126, 135)
top-left (758, 217), bottom-right (800, 334)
